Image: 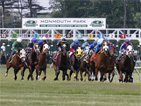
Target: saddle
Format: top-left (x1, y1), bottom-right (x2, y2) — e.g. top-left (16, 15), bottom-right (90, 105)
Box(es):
top-left (9, 54), bottom-right (16, 63)
top-left (93, 50), bottom-right (101, 59)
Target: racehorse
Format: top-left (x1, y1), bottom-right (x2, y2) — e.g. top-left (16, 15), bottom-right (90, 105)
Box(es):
top-left (79, 53), bottom-right (91, 81)
top-left (94, 40), bottom-right (110, 81)
top-left (53, 43), bottom-right (69, 81)
top-left (105, 43), bottom-right (116, 82)
top-left (27, 43), bottom-right (40, 80)
top-left (116, 45), bottom-right (135, 82)
top-left (5, 49), bottom-right (27, 80)
top-left (37, 44), bottom-right (49, 80)
top-left (69, 47), bottom-right (83, 81)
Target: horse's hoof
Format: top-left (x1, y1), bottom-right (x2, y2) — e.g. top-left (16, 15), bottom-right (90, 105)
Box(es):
top-left (21, 79), bottom-right (24, 81)
top-left (38, 76), bottom-right (41, 80)
top-left (80, 78), bottom-right (83, 81)
top-left (54, 77), bottom-right (58, 81)
top-left (95, 78), bottom-right (98, 81)
top-left (5, 73), bottom-right (8, 77)
top-left (14, 77), bottom-right (17, 80)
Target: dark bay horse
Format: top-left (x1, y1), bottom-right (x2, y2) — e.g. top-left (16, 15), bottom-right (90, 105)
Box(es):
top-left (94, 40), bottom-right (110, 81)
top-left (116, 45), bottom-right (135, 82)
top-left (27, 43), bottom-right (40, 80)
top-left (5, 49), bottom-right (27, 80)
top-left (79, 51), bottom-right (91, 81)
top-left (37, 44), bottom-right (49, 80)
top-left (53, 43), bottom-right (69, 81)
top-left (69, 47), bottom-right (83, 81)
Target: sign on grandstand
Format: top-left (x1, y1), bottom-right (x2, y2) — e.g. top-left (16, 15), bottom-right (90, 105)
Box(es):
top-left (22, 18), bottom-right (106, 29)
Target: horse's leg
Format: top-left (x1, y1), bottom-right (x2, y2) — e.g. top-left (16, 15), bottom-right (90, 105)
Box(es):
top-left (38, 69), bottom-right (42, 80)
top-left (42, 69), bottom-right (46, 81)
top-left (69, 70), bottom-right (73, 80)
top-left (76, 69), bottom-right (79, 81)
top-left (119, 70), bottom-right (123, 82)
top-left (14, 69), bottom-right (18, 80)
top-left (62, 70), bottom-right (66, 81)
top-left (54, 67), bottom-right (60, 81)
top-left (100, 72), bottom-right (104, 82)
top-left (95, 68), bottom-right (98, 81)
top-left (21, 67), bottom-right (26, 81)
top-left (103, 74), bottom-right (107, 81)
top-left (86, 68), bottom-right (91, 81)
top-left (80, 70), bottom-right (83, 81)
top-left (84, 72), bottom-right (87, 81)
top-left (27, 65), bottom-right (32, 80)
top-left (31, 66), bottom-right (35, 80)
top-left (36, 67), bottom-right (38, 80)
top-left (124, 73), bottom-right (128, 83)
top-left (109, 70), bottom-right (115, 82)
top-left (65, 71), bottom-right (69, 81)
top-left (5, 61), bottom-right (11, 77)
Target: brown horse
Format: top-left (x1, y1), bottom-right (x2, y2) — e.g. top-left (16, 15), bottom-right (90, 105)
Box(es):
top-left (27, 43), bottom-right (40, 80)
top-left (37, 44), bottom-right (49, 80)
top-left (53, 43), bottom-right (69, 81)
top-left (94, 40), bottom-right (110, 81)
top-left (79, 52), bottom-right (91, 81)
top-left (116, 45), bottom-right (135, 82)
top-left (69, 47), bottom-right (83, 81)
top-left (105, 43), bottom-right (116, 82)
top-left (5, 49), bottom-right (27, 80)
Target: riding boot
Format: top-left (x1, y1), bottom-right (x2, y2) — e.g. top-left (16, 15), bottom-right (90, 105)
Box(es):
top-left (132, 56), bottom-right (136, 63)
top-left (24, 62), bottom-right (28, 68)
top-left (117, 54), bottom-right (123, 62)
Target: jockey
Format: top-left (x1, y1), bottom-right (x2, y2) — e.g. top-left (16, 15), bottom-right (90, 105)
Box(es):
top-left (82, 42), bottom-right (89, 54)
top-left (40, 37), bottom-right (49, 52)
top-left (69, 39), bottom-right (81, 56)
top-left (56, 37), bottom-right (69, 52)
top-left (117, 39), bottom-right (135, 62)
top-left (89, 40), bottom-right (97, 52)
top-left (94, 34), bottom-right (111, 56)
top-left (10, 38), bottom-right (27, 66)
top-left (11, 38), bottom-right (24, 55)
top-left (27, 38), bottom-right (37, 53)
top-left (54, 37), bottom-right (69, 61)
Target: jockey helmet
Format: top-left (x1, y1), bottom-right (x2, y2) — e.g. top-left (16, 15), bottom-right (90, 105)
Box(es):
top-left (74, 39), bottom-right (79, 43)
top-left (93, 41), bottom-right (97, 45)
top-left (38, 40), bottom-right (43, 46)
top-left (32, 38), bottom-right (37, 43)
top-left (98, 33), bottom-right (104, 39)
top-left (85, 42), bottom-right (89, 46)
top-left (110, 42), bottom-right (113, 45)
top-left (62, 37), bottom-right (66, 42)
top-left (42, 36), bottom-right (46, 41)
top-left (125, 39), bottom-right (130, 43)
top-left (17, 38), bottom-right (22, 43)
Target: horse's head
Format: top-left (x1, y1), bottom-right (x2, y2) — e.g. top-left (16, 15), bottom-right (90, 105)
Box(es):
top-left (61, 43), bottom-right (67, 56)
top-left (33, 43), bottom-right (40, 55)
top-left (102, 40), bottom-right (109, 53)
top-left (19, 49), bottom-right (27, 62)
top-left (75, 47), bottom-right (83, 58)
top-left (126, 45), bottom-right (133, 57)
top-left (110, 43), bottom-right (116, 57)
top-left (43, 44), bottom-right (49, 54)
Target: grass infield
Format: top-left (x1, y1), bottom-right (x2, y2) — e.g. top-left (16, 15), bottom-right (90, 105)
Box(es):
top-left (0, 65), bottom-right (141, 106)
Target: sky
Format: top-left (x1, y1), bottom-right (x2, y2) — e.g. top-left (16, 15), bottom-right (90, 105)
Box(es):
top-left (37, 0), bottom-right (51, 12)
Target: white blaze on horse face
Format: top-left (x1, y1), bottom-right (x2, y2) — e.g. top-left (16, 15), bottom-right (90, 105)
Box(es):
top-left (19, 49), bottom-right (26, 62)
top-left (34, 44), bottom-right (40, 53)
top-left (126, 45), bottom-right (133, 55)
top-left (103, 42), bottom-right (109, 51)
top-left (43, 44), bottom-right (50, 52)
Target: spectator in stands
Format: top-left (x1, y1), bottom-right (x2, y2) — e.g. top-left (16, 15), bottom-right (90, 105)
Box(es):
top-left (0, 43), bottom-right (7, 60)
